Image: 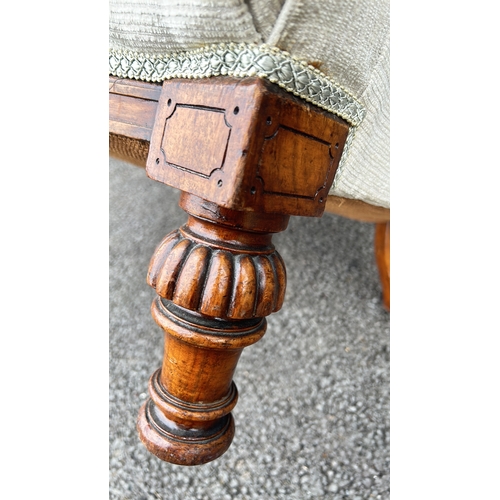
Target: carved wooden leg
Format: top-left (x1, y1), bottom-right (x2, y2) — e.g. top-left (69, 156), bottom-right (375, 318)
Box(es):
top-left (137, 194), bottom-right (288, 464)
top-left (375, 222), bottom-right (390, 311)
top-left (136, 76), bottom-right (350, 464)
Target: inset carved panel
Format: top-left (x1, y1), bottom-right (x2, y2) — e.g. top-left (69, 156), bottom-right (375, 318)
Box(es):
top-left (258, 125), bottom-right (334, 199)
top-left (146, 77), bottom-right (350, 217)
top-left (160, 105), bottom-right (231, 178)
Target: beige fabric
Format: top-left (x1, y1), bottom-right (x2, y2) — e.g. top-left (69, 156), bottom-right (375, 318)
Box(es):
top-left (246, 0), bottom-right (286, 41)
top-left (109, 0), bottom-right (261, 52)
top-left (268, 0), bottom-right (389, 98)
top-left (109, 0), bottom-right (389, 208)
top-left (269, 0), bottom-right (390, 207)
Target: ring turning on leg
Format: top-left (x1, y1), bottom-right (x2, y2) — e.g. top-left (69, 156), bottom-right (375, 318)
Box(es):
top-left (137, 194), bottom-right (288, 465)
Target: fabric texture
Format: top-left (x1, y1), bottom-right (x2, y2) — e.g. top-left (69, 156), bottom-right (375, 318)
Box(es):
top-left (109, 0), bottom-right (262, 52)
top-left (268, 0), bottom-right (390, 207)
top-left (245, 0), bottom-right (286, 41)
top-left (109, 0), bottom-right (389, 208)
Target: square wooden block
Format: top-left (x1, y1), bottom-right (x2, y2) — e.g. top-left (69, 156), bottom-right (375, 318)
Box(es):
top-left (147, 77), bottom-right (349, 217)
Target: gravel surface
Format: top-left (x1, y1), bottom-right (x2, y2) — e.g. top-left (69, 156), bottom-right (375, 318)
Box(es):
top-left (109, 157), bottom-right (390, 500)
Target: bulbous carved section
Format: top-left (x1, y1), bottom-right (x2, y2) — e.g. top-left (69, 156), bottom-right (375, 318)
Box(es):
top-left (147, 228), bottom-right (286, 320)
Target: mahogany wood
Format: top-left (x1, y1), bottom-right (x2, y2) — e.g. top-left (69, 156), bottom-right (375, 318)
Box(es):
top-left (108, 76), bottom-right (390, 223)
top-left (137, 194), bottom-right (289, 465)
top-left (109, 77), bottom-right (161, 141)
top-left (109, 75), bottom-right (389, 465)
top-left (324, 196), bottom-right (389, 223)
top-left (135, 77), bottom-right (352, 465)
top-left (375, 222), bottom-right (390, 310)
top-left (146, 77), bottom-right (350, 217)
top-left (109, 77), bottom-right (160, 166)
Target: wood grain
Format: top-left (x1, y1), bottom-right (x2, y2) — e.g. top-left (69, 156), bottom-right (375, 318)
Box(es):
top-left (146, 77), bottom-right (350, 217)
top-left (109, 75), bottom-right (390, 466)
top-left (325, 196), bottom-right (390, 223)
top-left (109, 76), bottom-right (161, 141)
top-left (137, 194), bottom-right (289, 465)
top-left (108, 77), bottom-right (390, 223)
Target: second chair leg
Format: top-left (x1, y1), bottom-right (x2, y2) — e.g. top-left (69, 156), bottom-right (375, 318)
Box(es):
top-left (374, 221), bottom-right (390, 311)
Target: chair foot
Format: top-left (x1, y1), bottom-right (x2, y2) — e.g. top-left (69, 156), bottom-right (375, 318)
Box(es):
top-left (137, 384), bottom-right (235, 466)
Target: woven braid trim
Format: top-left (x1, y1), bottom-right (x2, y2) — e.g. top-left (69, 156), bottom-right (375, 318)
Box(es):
top-left (109, 43), bottom-right (365, 127)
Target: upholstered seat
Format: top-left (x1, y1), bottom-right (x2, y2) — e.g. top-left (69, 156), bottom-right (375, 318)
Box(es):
top-left (109, 0), bottom-right (389, 210)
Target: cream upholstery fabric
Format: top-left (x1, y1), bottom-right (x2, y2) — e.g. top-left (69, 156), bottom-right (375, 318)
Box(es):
top-left (109, 0), bottom-right (261, 52)
top-left (109, 0), bottom-right (389, 209)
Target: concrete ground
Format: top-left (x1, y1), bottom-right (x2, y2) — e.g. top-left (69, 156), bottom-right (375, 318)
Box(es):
top-left (109, 156), bottom-right (390, 500)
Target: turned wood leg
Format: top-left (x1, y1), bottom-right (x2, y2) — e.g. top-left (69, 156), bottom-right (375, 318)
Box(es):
top-left (135, 76), bottom-right (350, 464)
top-left (137, 194), bottom-right (288, 464)
top-left (375, 222), bottom-right (390, 311)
